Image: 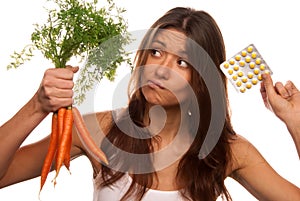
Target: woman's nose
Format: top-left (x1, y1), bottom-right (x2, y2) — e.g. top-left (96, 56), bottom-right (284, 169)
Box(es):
top-left (155, 65), bottom-right (170, 80)
top-left (155, 55), bottom-right (174, 79)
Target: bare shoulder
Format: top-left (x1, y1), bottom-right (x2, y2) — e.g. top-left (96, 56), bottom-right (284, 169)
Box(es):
top-left (228, 134), bottom-right (266, 175)
top-left (83, 110), bottom-right (115, 138)
top-left (95, 110), bottom-right (114, 133)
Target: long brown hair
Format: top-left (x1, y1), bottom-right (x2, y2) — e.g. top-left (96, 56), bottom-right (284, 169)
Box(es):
top-left (99, 7), bottom-right (236, 201)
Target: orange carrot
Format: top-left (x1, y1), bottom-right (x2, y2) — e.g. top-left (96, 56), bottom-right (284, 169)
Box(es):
top-left (53, 107), bottom-right (73, 184)
top-left (63, 126), bottom-right (72, 172)
top-left (40, 112), bottom-right (58, 193)
top-left (72, 107), bottom-right (108, 165)
top-left (57, 107), bottom-right (66, 144)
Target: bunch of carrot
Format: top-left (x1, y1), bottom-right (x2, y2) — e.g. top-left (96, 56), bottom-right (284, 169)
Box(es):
top-left (39, 106), bottom-right (108, 193)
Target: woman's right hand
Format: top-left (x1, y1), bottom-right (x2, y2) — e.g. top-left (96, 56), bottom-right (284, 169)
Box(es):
top-left (35, 66), bottom-right (79, 114)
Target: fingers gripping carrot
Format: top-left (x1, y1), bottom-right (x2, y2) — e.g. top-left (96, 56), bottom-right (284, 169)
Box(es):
top-left (40, 113), bottom-right (58, 193)
top-left (72, 107), bottom-right (108, 165)
top-left (53, 107), bottom-right (73, 185)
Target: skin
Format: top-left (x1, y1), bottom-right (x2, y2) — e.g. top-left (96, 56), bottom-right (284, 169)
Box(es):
top-left (0, 31), bottom-right (299, 200)
top-left (261, 73), bottom-right (300, 158)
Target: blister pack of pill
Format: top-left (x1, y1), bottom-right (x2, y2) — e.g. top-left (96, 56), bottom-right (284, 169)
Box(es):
top-left (220, 44), bottom-right (272, 93)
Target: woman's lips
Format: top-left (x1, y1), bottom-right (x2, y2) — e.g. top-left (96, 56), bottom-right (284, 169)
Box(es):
top-left (147, 80), bottom-right (165, 89)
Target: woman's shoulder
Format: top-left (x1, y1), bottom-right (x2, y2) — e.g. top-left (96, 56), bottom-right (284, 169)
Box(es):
top-left (228, 134), bottom-right (267, 175)
top-left (95, 107), bottom-right (126, 124)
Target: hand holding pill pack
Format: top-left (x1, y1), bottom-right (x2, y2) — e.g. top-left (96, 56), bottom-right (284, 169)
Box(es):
top-left (220, 44), bottom-right (272, 93)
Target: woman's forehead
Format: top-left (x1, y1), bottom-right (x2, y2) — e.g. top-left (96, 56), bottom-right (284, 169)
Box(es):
top-left (152, 29), bottom-right (188, 57)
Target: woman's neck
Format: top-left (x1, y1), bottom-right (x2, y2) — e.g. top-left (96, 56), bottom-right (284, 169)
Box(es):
top-left (144, 104), bottom-right (190, 145)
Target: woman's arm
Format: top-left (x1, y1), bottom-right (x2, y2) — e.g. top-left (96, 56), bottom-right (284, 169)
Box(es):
top-left (229, 135), bottom-right (300, 201)
top-left (261, 73), bottom-right (300, 158)
top-left (0, 67), bottom-right (80, 187)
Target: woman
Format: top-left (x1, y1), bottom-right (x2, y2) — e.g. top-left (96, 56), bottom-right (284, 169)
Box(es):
top-left (0, 7), bottom-right (299, 201)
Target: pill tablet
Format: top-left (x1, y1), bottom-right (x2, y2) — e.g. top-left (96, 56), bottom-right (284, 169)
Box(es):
top-left (223, 63), bottom-right (230, 69)
top-left (253, 68), bottom-right (260, 75)
top-left (249, 62), bottom-right (255, 69)
top-left (247, 72), bottom-right (254, 79)
top-left (246, 83), bottom-right (252, 89)
top-left (247, 46), bottom-right (253, 53)
top-left (241, 50), bottom-right (247, 57)
top-left (233, 65), bottom-right (239, 71)
top-left (232, 75), bottom-right (238, 81)
top-left (245, 56), bottom-right (251, 63)
top-left (252, 78), bottom-right (258, 85)
top-left (239, 61), bottom-right (246, 67)
top-left (235, 54), bottom-right (241, 61)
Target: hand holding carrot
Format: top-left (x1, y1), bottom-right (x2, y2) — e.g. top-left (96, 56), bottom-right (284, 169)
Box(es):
top-left (35, 66), bottom-right (79, 114)
top-left (39, 66), bottom-right (108, 194)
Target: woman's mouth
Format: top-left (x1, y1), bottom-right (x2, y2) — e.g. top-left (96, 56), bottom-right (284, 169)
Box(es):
top-left (147, 80), bottom-right (165, 89)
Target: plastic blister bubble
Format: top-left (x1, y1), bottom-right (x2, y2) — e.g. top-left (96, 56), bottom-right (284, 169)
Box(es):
top-left (220, 44), bottom-right (273, 93)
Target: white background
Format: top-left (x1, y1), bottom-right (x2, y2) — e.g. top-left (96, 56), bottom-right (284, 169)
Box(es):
top-left (0, 0), bottom-right (299, 200)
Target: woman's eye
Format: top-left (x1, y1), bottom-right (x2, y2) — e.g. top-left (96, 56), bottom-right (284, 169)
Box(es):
top-left (178, 60), bottom-right (189, 68)
top-left (151, 49), bottom-right (162, 57)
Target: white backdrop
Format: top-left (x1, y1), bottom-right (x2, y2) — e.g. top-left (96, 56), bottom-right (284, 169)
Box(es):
top-left (0, 0), bottom-right (299, 200)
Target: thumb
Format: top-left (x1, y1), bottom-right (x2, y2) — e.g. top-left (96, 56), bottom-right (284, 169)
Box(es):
top-left (260, 73), bottom-right (278, 111)
top-left (66, 65), bottom-right (79, 73)
top-left (261, 73), bottom-right (277, 97)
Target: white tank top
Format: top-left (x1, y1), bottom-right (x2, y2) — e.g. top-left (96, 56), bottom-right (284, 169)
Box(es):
top-left (93, 172), bottom-right (185, 201)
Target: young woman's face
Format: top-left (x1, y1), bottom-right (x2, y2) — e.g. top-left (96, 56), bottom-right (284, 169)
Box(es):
top-left (141, 29), bottom-right (193, 107)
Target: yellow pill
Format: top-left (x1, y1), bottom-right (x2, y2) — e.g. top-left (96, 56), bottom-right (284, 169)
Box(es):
top-left (223, 62), bottom-right (230, 69)
top-left (255, 58), bottom-right (261, 65)
top-left (245, 56), bottom-right (251, 63)
top-left (239, 61), bottom-right (245, 67)
top-left (247, 46), bottom-right (253, 53)
top-left (242, 77), bottom-right (248, 83)
top-left (249, 62), bottom-right (255, 69)
top-left (240, 87), bottom-right (246, 93)
top-left (228, 69), bottom-right (233, 75)
top-left (264, 70), bottom-right (271, 74)
top-left (259, 64), bottom-right (265, 71)
top-left (251, 52), bottom-right (257, 59)
top-left (246, 83), bottom-right (252, 89)
top-left (235, 54), bottom-right (241, 61)
top-left (232, 75), bottom-right (238, 81)
top-left (236, 81), bottom-right (242, 87)
top-left (241, 50), bottom-right (247, 57)
top-left (257, 74), bottom-right (263, 81)
top-left (252, 78), bottom-right (258, 85)
top-left (233, 65), bottom-right (239, 71)
top-left (229, 59), bottom-right (235, 65)
top-left (238, 71), bottom-right (244, 77)
top-left (253, 68), bottom-right (260, 75)
top-left (247, 72), bottom-right (254, 79)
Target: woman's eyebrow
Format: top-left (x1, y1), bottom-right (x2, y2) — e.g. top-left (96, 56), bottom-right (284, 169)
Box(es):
top-left (151, 40), bottom-right (166, 47)
top-left (151, 39), bottom-right (188, 58)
